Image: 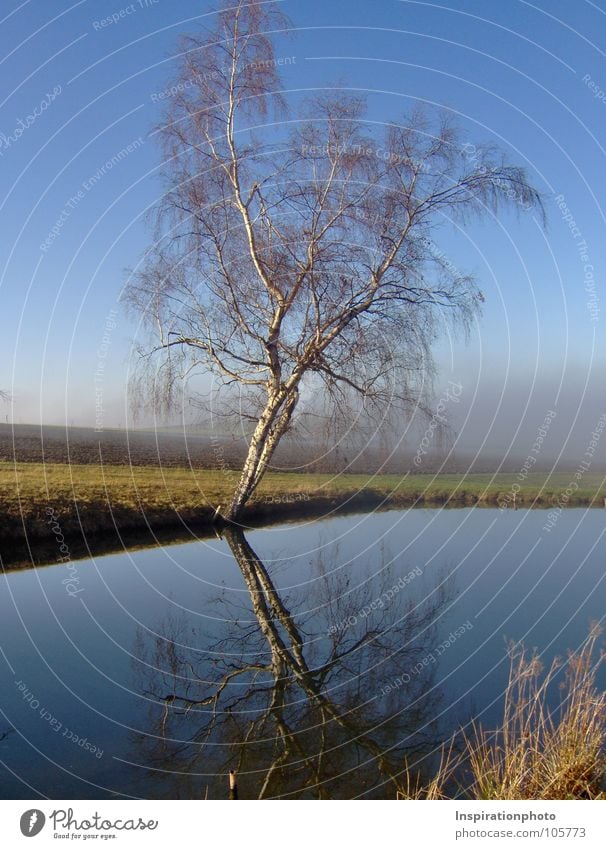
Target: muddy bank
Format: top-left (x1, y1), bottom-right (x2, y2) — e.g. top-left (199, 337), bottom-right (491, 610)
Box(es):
top-left (1, 487), bottom-right (600, 571)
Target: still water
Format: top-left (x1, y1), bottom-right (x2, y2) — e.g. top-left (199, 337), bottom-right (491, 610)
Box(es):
top-left (0, 507), bottom-right (604, 799)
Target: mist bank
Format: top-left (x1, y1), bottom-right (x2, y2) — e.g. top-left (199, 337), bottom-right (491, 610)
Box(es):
top-left (1, 422), bottom-right (604, 476)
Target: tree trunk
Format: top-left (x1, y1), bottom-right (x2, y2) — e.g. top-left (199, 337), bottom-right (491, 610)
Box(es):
top-left (225, 387), bottom-right (298, 522)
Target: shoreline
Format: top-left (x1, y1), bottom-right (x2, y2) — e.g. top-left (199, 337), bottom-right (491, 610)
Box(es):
top-left (1, 464), bottom-right (605, 570)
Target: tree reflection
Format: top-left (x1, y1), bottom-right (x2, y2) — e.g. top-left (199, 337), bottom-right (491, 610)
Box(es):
top-left (132, 528), bottom-right (454, 799)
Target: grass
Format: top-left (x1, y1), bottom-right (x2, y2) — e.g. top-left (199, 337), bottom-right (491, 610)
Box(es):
top-left (1, 460), bottom-right (605, 566)
top-left (2, 461), bottom-right (605, 511)
top-left (402, 627), bottom-right (606, 800)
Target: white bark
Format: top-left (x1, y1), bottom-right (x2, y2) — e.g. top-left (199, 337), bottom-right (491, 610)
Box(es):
top-left (226, 387), bottom-right (299, 521)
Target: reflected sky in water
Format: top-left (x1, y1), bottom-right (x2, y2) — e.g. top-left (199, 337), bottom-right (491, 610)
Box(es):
top-left (0, 507), bottom-right (604, 798)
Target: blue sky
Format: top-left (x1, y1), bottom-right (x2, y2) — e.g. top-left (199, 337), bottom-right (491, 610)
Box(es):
top-left (1, 0), bottom-right (605, 461)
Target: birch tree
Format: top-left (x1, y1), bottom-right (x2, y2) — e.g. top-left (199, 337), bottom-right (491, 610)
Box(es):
top-left (126, 0), bottom-right (543, 522)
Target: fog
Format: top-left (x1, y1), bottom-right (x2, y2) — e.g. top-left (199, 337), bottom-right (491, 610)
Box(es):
top-left (4, 364), bottom-right (605, 473)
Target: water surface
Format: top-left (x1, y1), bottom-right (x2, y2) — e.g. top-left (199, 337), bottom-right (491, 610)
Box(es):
top-left (0, 507), bottom-right (604, 799)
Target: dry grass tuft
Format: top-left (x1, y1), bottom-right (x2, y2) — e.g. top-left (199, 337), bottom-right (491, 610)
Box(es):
top-left (466, 625), bottom-right (606, 799)
top-left (400, 626), bottom-right (606, 799)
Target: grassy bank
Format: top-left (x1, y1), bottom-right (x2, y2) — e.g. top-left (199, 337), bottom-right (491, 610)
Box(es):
top-left (1, 461), bottom-right (605, 568)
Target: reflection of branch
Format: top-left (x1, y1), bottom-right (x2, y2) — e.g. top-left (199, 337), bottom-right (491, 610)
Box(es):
top-left (133, 529), bottom-right (451, 798)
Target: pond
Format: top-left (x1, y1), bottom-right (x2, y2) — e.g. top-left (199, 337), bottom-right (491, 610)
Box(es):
top-left (0, 507), bottom-right (604, 799)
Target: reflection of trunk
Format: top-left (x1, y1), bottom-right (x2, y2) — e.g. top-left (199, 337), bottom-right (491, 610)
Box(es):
top-left (223, 528), bottom-right (403, 795)
top-left (224, 528), bottom-right (306, 673)
top-left (224, 527), bottom-right (327, 796)
top-left (226, 387), bottom-right (299, 522)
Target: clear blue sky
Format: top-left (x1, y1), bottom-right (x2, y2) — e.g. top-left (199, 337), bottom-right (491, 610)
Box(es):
top-left (1, 0), bottom-right (605, 460)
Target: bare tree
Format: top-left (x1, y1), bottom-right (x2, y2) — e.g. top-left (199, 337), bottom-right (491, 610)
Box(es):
top-left (125, 0), bottom-right (543, 522)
